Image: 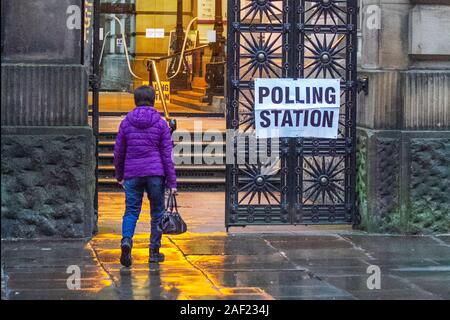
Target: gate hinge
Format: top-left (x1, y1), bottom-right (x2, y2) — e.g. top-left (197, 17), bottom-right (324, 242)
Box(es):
top-left (357, 76), bottom-right (369, 96)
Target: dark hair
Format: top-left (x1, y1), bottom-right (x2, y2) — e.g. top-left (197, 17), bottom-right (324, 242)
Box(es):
top-left (134, 85), bottom-right (156, 106)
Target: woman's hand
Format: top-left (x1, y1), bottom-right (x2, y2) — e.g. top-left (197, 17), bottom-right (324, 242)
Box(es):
top-left (169, 188), bottom-right (178, 195)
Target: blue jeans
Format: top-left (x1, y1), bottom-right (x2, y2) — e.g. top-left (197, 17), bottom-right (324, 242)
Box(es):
top-left (122, 176), bottom-right (165, 249)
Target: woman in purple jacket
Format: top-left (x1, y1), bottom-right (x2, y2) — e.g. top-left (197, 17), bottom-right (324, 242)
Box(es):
top-left (114, 86), bottom-right (177, 267)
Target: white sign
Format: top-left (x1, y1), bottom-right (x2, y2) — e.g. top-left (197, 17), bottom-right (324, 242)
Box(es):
top-left (146, 28), bottom-right (155, 38)
top-left (146, 28), bottom-right (165, 38)
top-left (255, 78), bottom-right (340, 139)
top-left (154, 28), bottom-right (164, 38)
top-left (207, 30), bottom-right (216, 43)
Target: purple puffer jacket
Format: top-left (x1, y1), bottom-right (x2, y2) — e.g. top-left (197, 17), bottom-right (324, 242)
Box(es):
top-left (113, 106), bottom-right (177, 188)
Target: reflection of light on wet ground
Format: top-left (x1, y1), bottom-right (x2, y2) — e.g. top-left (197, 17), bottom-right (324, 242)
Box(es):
top-left (91, 230), bottom-right (274, 299)
top-left (90, 192), bottom-right (355, 299)
top-left (95, 191), bottom-right (278, 299)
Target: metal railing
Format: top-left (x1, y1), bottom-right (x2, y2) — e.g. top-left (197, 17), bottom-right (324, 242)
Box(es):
top-left (98, 15), bottom-right (211, 129)
top-left (144, 31), bottom-right (210, 132)
top-left (146, 59), bottom-right (169, 120)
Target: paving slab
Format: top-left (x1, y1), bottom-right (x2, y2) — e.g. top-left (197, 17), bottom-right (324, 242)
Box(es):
top-left (264, 284), bottom-right (353, 300)
top-left (347, 289), bottom-right (441, 300)
top-left (436, 235), bottom-right (450, 245)
top-left (319, 274), bottom-right (416, 291)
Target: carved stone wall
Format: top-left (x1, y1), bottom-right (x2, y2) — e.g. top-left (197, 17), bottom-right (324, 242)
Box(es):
top-left (356, 132), bottom-right (368, 229)
top-left (356, 128), bottom-right (450, 234)
top-left (1, 127), bottom-right (95, 239)
top-left (370, 137), bottom-right (402, 232)
top-left (409, 138), bottom-right (450, 233)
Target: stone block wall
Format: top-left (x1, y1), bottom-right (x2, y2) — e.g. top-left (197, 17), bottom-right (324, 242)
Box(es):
top-left (357, 70), bottom-right (450, 130)
top-left (1, 0), bottom-right (95, 240)
top-left (409, 138), bottom-right (450, 232)
top-left (1, 127), bottom-right (95, 239)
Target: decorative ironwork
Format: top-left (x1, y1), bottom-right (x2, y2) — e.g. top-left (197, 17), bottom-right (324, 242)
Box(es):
top-left (238, 160), bottom-right (282, 205)
top-left (303, 0), bottom-right (348, 26)
top-left (303, 33), bottom-right (347, 79)
top-left (239, 32), bottom-right (283, 80)
top-left (240, 0), bottom-right (284, 24)
top-left (226, 0), bottom-right (358, 229)
top-left (238, 89), bottom-right (255, 132)
top-left (302, 156), bottom-right (345, 205)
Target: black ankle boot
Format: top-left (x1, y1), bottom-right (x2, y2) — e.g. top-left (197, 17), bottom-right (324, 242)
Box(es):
top-left (149, 248), bottom-right (165, 263)
top-left (120, 237), bottom-right (133, 267)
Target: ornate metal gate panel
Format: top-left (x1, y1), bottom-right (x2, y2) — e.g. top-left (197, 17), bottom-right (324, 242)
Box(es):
top-left (226, 0), bottom-right (358, 228)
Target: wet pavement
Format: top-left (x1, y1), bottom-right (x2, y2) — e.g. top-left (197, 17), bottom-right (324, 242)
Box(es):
top-left (2, 193), bottom-right (450, 300)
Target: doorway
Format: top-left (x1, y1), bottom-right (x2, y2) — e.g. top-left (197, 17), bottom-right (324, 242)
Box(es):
top-left (89, 0), bottom-right (358, 232)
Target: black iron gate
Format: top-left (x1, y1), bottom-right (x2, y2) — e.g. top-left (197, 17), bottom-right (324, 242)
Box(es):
top-left (225, 0), bottom-right (358, 228)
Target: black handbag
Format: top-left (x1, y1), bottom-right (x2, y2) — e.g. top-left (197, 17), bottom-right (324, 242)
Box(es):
top-left (157, 191), bottom-right (187, 235)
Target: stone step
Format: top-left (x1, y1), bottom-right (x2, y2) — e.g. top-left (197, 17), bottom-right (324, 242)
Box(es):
top-left (98, 140), bottom-right (115, 147)
top-left (98, 139), bottom-right (226, 153)
top-left (99, 165), bottom-right (226, 179)
top-left (176, 90), bottom-right (205, 101)
top-left (99, 131), bottom-right (227, 141)
top-left (98, 152), bottom-right (226, 167)
top-left (98, 152), bottom-right (226, 159)
top-left (99, 135), bottom-right (226, 144)
top-left (97, 127), bottom-right (227, 191)
top-left (99, 177), bottom-right (225, 184)
top-left (170, 95), bottom-right (211, 112)
top-left (98, 132), bottom-right (227, 137)
top-left (99, 164), bottom-right (225, 171)
top-left (98, 132), bottom-right (227, 151)
top-left (98, 177), bottom-right (225, 192)
top-left (192, 77), bottom-right (208, 89)
top-left (192, 86), bottom-right (207, 94)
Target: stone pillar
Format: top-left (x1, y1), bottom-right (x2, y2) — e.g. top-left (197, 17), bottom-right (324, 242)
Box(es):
top-left (1, 0), bottom-right (95, 239)
top-left (356, 0), bottom-right (450, 233)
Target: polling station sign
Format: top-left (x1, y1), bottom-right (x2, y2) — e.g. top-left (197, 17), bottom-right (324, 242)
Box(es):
top-left (254, 78), bottom-right (340, 139)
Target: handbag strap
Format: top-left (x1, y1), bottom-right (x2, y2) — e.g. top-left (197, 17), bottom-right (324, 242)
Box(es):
top-left (172, 193), bottom-right (179, 213)
top-left (165, 190), bottom-right (172, 210)
top-left (165, 190), bottom-right (179, 214)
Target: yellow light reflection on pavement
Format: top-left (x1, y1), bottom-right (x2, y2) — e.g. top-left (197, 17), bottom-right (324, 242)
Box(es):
top-left (91, 193), bottom-right (274, 300)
